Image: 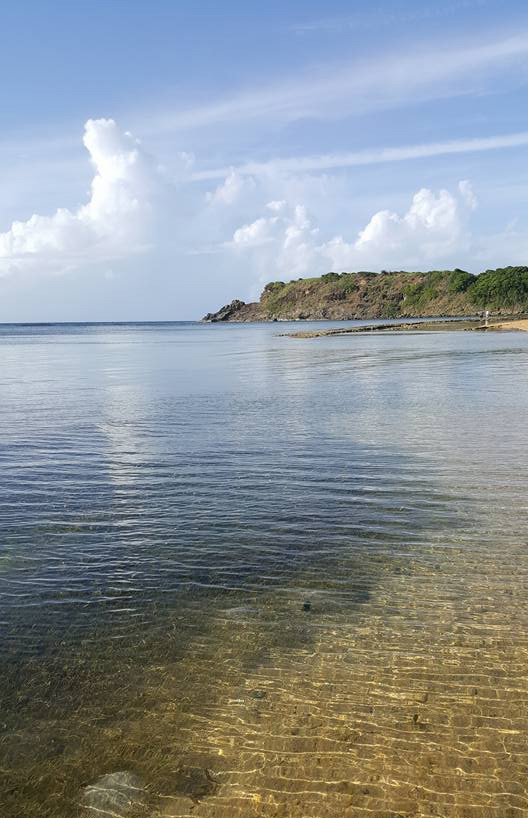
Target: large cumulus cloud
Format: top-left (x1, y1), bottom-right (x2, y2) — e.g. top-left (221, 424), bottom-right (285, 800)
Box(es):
top-left (0, 117), bottom-right (479, 287)
top-left (0, 119), bottom-right (163, 275)
top-left (228, 181), bottom-right (477, 278)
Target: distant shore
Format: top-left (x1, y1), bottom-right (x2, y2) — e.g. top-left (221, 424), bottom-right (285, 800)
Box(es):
top-left (203, 267), bottom-right (528, 323)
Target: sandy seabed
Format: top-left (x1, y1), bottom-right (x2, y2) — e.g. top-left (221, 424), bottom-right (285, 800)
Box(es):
top-left (4, 539), bottom-right (528, 817)
top-left (159, 548), bottom-right (528, 818)
top-left (7, 545), bottom-right (523, 818)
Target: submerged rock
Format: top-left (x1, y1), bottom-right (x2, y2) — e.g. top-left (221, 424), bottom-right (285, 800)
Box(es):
top-left (250, 688), bottom-right (267, 700)
top-left (80, 771), bottom-right (149, 817)
top-left (171, 765), bottom-right (218, 802)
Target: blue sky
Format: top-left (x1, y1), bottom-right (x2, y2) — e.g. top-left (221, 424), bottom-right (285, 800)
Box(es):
top-left (1, 0), bottom-right (528, 320)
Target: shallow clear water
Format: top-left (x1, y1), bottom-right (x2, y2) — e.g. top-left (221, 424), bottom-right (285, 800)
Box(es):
top-left (1, 321), bottom-right (527, 817)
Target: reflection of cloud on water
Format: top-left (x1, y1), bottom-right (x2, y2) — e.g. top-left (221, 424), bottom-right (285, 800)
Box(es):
top-left (98, 377), bottom-right (153, 491)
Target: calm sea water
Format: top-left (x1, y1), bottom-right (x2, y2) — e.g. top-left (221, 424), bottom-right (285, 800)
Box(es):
top-left (1, 321), bottom-right (528, 818)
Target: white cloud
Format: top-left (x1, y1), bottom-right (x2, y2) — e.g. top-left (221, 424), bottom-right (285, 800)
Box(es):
top-left (230, 182), bottom-right (477, 276)
top-left (0, 114), bottom-right (504, 302)
top-left (327, 183), bottom-right (476, 267)
top-left (0, 119), bottom-right (163, 275)
top-left (458, 179), bottom-right (478, 210)
top-left (233, 216), bottom-right (276, 247)
top-left (230, 202), bottom-right (320, 280)
top-left (266, 200), bottom-right (287, 213)
top-left (0, 120), bottom-right (483, 283)
top-left (205, 168), bottom-right (256, 205)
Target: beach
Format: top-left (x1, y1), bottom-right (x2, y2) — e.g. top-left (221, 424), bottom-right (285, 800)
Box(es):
top-left (487, 319), bottom-right (528, 332)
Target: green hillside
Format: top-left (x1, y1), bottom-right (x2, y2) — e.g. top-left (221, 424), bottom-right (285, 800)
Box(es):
top-left (203, 266), bottom-right (528, 322)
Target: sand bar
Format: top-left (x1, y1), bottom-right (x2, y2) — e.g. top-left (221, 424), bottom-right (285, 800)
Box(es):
top-left (485, 318), bottom-right (528, 331)
top-left (284, 317), bottom-right (528, 339)
top-left (282, 319), bottom-right (481, 339)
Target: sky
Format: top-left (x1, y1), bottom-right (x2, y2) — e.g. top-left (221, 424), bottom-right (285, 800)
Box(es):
top-left (1, 0), bottom-right (528, 321)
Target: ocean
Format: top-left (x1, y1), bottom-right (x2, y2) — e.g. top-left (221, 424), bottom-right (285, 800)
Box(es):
top-left (1, 320), bottom-right (528, 817)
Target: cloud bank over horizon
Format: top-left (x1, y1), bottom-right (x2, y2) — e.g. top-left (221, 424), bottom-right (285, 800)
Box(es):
top-left (0, 110), bottom-right (526, 321)
top-left (228, 181), bottom-right (477, 282)
top-left (0, 118), bottom-right (487, 288)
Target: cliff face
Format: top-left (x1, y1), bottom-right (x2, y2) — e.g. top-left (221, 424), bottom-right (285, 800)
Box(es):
top-left (202, 267), bottom-right (528, 322)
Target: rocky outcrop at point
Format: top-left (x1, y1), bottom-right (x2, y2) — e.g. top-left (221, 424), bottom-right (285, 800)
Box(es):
top-left (202, 299), bottom-right (247, 322)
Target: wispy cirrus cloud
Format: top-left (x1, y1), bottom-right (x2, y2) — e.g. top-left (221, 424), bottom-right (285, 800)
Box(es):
top-left (2, 28), bottom-right (528, 196)
top-left (292, 0), bottom-right (494, 35)
top-left (145, 31), bottom-right (528, 136)
top-left (193, 131), bottom-right (528, 181)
